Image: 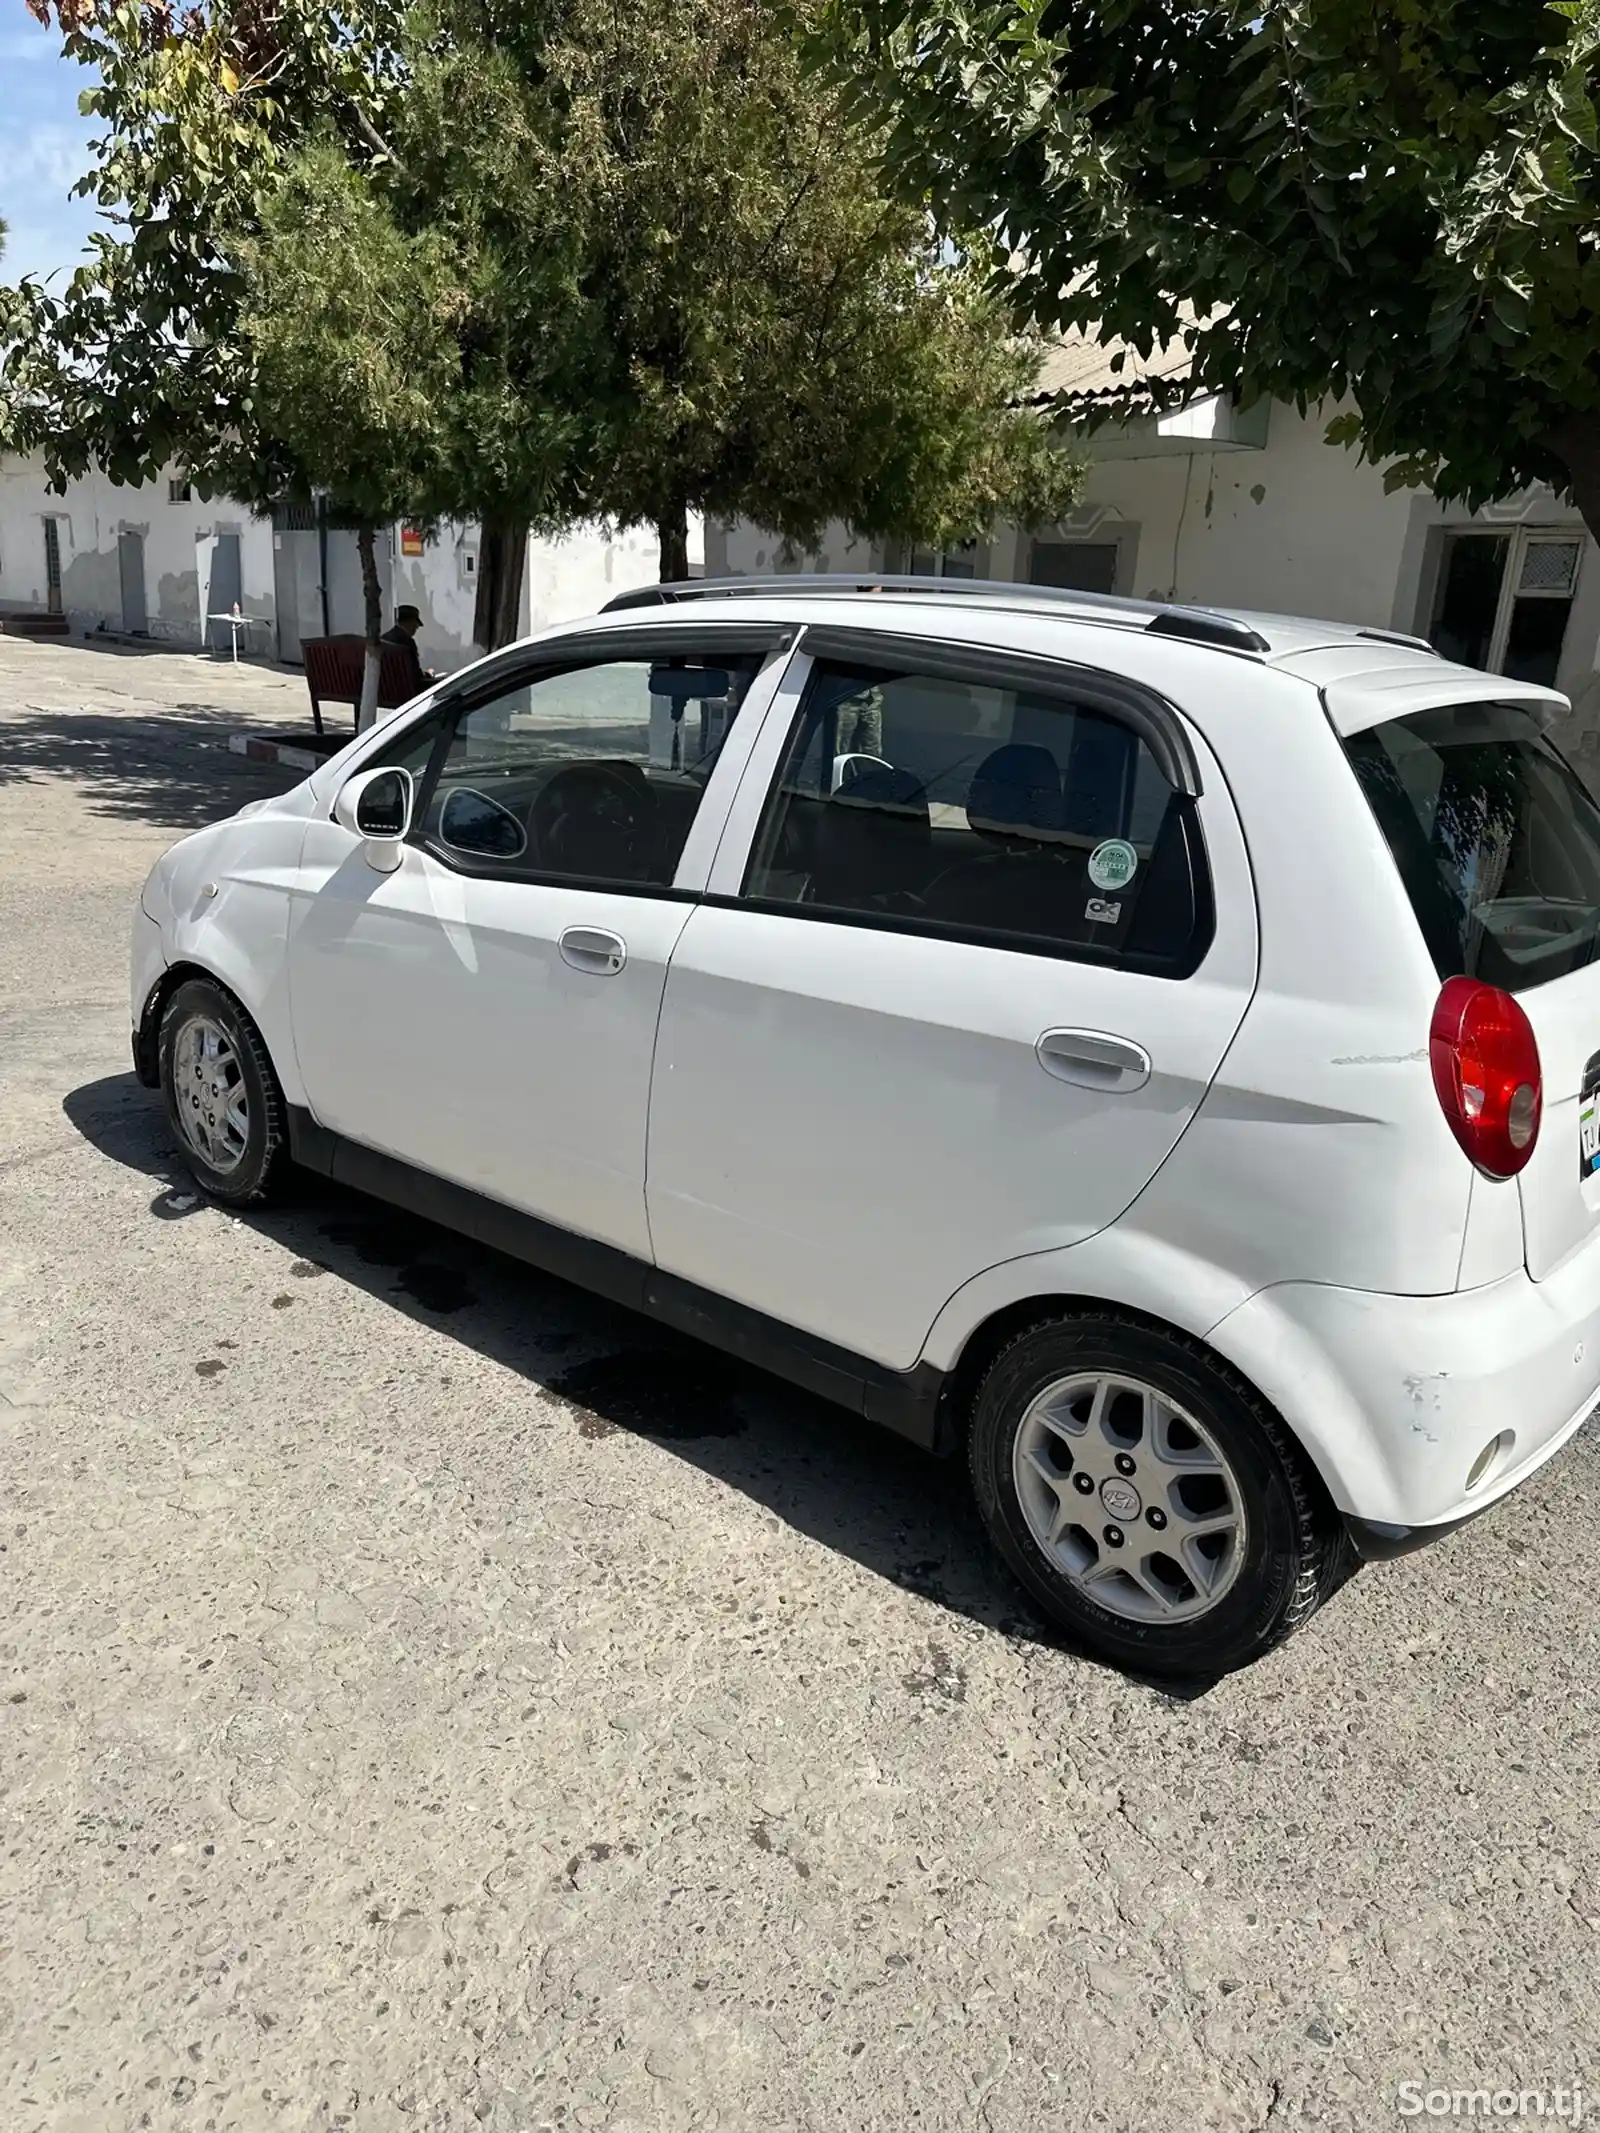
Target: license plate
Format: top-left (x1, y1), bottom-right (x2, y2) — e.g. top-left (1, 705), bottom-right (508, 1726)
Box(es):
top-left (1583, 1074), bottom-right (1600, 1182)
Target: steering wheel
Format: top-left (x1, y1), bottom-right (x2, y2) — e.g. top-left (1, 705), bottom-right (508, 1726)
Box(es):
top-left (530, 762), bottom-right (662, 881)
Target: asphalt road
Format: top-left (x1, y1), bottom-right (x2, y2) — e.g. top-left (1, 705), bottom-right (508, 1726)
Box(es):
top-left (2, 636), bottom-right (1598, 2133)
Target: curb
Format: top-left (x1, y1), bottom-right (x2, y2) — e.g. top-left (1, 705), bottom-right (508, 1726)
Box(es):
top-left (227, 732), bottom-right (332, 772)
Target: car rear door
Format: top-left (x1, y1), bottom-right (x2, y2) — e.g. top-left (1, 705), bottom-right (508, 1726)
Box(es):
top-left (645, 630), bottom-right (1259, 1371)
top-left (1338, 686), bottom-right (1600, 1280)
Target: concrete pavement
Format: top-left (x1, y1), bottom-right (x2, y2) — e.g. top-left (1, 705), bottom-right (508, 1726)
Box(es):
top-left (1, 635), bottom-right (1597, 2133)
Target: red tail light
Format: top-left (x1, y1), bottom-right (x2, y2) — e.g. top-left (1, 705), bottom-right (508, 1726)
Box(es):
top-left (1429, 976), bottom-right (1542, 1178)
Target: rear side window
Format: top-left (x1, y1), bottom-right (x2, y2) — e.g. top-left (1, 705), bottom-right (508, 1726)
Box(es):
top-left (1345, 701), bottom-right (1600, 991)
top-left (742, 657), bottom-right (1212, 972)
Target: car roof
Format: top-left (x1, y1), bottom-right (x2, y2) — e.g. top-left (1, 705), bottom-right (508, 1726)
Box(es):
top-left (509, 573), bottom-right (1569, 729)
top-left (600, 572), bottom-right (1441, 664)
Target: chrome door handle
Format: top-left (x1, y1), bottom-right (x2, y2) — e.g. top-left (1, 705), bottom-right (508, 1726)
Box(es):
top-left (559, 926), bottom-right (627, 975)
top-left (1036, 1028), bottom-right (1151, 1093)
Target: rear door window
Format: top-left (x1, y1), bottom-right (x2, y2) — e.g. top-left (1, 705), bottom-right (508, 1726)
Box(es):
top-left (742, 656), bottom-right (1212, 973)
top-left (1344, 701), bottom-right (1600, 991)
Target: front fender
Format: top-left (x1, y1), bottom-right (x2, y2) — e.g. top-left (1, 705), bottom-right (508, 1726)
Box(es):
top-left (160, 814), bottom-right (310, 1107)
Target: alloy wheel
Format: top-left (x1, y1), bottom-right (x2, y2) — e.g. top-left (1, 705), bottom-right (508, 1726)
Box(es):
top-left (1012, 1371), bottom-right (1248, 1622)
top-left (171, 1013), bottom-right (250, 1176)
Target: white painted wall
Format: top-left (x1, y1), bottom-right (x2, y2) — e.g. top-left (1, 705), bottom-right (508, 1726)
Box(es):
top-left (0, 453), bottom-right (703, 669)
top-left (1076, 399), bottom-right (1414, 624)
top-left (388, 516), bottom-right (692, 675)
top-left (709, 397), bottom-right (1600, 723)
top-left (0, 453), bottom-right (277, 648)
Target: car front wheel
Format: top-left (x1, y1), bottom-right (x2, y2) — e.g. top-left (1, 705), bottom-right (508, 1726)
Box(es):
top-left (968, 1313), bottom-right (1350, 1679)
top-left (158, 976), bottom-right (290, 1207)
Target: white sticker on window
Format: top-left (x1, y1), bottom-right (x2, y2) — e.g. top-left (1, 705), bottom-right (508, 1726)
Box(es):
top-left (1087, 838), bottom-right (1138, 892)
top-left (1085, 898), bottom-right (1122, 925)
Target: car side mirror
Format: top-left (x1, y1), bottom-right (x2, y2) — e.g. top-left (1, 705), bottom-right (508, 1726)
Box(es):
top-left (334, 765), bottom-right (414, 872)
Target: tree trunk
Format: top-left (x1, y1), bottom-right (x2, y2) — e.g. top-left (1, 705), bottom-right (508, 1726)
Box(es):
top-left (356, 523), bottom-right (382, 733)
top-left (473, 517), bottom-right (529, 651)
top-left (1545, 415), bottom-right (1600, 548)
top-left (657, 499), bottom-right (690, 584)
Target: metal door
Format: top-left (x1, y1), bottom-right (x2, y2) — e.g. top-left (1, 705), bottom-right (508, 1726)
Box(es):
top-left (42, 520), bottom-right (62, 616)
top-left (118, 531), bottom-right (148, 634)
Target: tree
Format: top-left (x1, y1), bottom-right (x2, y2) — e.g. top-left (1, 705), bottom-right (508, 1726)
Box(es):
top-left (3, 0), bottom-right (440, 714)
top-left (241, 0), bottom-right (1085, 583)
top-left (813, 0), bottom-right (1600, 542)
top-left (5, 0), bottom-right (1082, 705)
top-left (7, 0), bottom-right (404, 492)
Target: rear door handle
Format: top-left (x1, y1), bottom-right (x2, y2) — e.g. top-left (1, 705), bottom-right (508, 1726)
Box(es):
top-left (1036, 1028), bottom-right (1151, 1093)
top-left (559, 926), bottom-right (627, 975)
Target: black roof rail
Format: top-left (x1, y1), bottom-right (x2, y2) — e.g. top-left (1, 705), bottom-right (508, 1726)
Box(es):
top-left (1355, 625), bottom-right (1439, 655)
top-left (601, 572), bottom-right (1160, 614)
top-left (601, 572), bottom-right (1277, 655)
top-left (1145, 609), bottom-right (1270, 654)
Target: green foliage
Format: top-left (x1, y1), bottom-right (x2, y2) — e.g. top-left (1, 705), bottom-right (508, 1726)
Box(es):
top-left (2, 0), bottom-right (1083, 587)
top-left (4, 0), bottom-right (408, 500)
top-left (244, 0), bottom-right (1084, 562)
top-left (813, 0), bottom-right (1600, 532)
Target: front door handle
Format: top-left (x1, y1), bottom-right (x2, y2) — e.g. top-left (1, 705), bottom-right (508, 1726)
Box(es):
top-left (1036, 1027), bottom-right (1151, 1093)
top-left (559, 926), bottom-right (627, 975)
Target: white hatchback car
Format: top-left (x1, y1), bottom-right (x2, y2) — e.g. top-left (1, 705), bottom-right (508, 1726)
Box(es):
top-left (132, 577), bottom-right (1600, 1676)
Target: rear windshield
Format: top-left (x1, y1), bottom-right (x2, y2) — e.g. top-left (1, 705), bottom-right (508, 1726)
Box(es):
top-left (1344, 701), bottom-right (1600, 992)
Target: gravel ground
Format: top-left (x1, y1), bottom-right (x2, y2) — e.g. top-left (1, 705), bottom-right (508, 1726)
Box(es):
top-left (2, 635), bottom-right (1597, 2133)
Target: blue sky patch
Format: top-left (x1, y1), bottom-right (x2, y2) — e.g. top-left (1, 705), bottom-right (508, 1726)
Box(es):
top-left (0, 11), bottom-right (102, 284)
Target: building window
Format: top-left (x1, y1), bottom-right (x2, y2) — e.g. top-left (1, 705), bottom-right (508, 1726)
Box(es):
top-left (168, 478), bottom-right (193, 504)
top-left (909, 538), bottom-right (983, 580)
top-left (1429, 527), bottom-right (1585, 689)
top-left (1029, 539), bottom-right (1121, 596)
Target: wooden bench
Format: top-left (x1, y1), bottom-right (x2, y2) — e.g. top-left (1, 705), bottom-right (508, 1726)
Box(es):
top-left (301, 636), bottom-right (423, 734)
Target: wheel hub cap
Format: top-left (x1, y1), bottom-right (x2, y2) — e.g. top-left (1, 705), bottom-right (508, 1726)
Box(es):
top-left (1013, 1371), bottom-right (1247, 1624)
top-left (1098, 1475), bottom-right (1142, 1521)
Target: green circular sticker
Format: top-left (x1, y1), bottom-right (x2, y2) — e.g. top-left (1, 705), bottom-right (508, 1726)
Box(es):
top-left (1087, 838), bottom-right (1138, 892)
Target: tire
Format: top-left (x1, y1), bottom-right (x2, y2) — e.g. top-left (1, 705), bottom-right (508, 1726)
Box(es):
top-left (158, 976), bottom-right (291, 1207)
top-left (968, 1313), bottom-right (1351, 1680)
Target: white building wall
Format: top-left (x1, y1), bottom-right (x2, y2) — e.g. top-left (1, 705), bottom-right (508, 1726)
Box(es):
top-left (1077, 400), bottom-right (1415, 624)
top-left (0, 453), bottom-right (277, 648)
top-left (709, 397), bottom-right (1600, 721)
top-left (0, 452), bottom-right (702, 670)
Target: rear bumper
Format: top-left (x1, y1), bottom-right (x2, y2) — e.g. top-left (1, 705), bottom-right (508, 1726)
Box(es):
top-left (1344, 1503), bottom-right (1518, 1563)
top-left (1207, 1258), bottom-right (1600, 1534)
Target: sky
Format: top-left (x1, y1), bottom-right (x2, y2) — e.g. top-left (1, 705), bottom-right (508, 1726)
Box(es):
top-left (0, 3), bottom-right (102, 284)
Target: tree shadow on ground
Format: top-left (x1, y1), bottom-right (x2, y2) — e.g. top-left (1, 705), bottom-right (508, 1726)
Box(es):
top-left (62, 1068), bottom-right (1221, 1694)
top-left (0, 705), bottom-right (304, 829)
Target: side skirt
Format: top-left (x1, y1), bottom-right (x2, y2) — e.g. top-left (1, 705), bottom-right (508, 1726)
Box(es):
top-left (287, 1108), bottom-right (953, 1454)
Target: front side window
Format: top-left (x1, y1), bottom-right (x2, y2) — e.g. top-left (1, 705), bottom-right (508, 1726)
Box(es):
top-left (415, 653), bottom-right (762, 887)
top-left (361, 705), bottom-right (449, 781)
top-left (743, 657), bottom-right (1209, 968)
top-left (1345, 700), bottom-right (1600, 991)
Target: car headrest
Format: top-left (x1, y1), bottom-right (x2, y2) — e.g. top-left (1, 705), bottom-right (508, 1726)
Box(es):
top-left (966, 743), bottom-right (1065, 841)
top-left (834, 761), bottom-right (929, 819)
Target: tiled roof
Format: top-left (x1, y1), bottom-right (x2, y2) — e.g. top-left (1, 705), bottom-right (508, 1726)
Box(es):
top-left (1022, 324), bottom-right (1197, 411)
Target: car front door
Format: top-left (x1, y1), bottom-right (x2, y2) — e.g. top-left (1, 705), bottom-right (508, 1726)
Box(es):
top-left (286, 624), bottom-right (791, 1259)
top-left (645, 631), bottom-right (1259, 1369)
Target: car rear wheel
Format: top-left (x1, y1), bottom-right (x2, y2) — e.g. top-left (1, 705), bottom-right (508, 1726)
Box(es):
top-left (968, 1313), bottom-right (1351, 1679)
top-left (159, 977), bottom-right (290, 1207)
